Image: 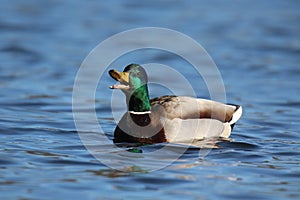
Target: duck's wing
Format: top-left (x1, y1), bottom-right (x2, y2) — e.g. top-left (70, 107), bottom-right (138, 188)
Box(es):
top-left (151, 96), bottom-right (242, 125)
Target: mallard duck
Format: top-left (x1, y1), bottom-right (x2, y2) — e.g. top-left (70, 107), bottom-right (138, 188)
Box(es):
top-left (109, 64), bottom-right (242, 144)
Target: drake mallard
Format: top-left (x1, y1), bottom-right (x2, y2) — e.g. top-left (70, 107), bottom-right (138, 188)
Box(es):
top-left (109, 64), bottom-right (242, 144)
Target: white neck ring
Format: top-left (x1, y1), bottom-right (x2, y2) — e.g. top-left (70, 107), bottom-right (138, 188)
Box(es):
top-left (129, 111), bottom-right (151, 115)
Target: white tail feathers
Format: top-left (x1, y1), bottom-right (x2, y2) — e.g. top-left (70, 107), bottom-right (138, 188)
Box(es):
top-left (229, 106), bottom-right (243, 125)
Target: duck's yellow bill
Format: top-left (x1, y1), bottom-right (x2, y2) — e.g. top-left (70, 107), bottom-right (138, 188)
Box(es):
top-left (109, 69), bottom-right (130, 90)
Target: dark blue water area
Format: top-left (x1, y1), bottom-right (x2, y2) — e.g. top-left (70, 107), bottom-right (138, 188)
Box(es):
top-left (1, 0), bottom-right (300, 199)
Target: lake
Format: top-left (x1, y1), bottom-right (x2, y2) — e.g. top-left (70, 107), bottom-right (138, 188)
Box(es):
top-left (1, 0), bottom-right (300, 199)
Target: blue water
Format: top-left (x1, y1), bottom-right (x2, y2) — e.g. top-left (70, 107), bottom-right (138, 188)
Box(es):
top-left (1, 0), bottom-right (300, 199)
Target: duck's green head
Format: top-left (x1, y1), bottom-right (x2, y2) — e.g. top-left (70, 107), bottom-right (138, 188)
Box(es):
top-left (109, 64), bottom-right (151, 112)
top-left (109, 64), bottom-right (148, 92)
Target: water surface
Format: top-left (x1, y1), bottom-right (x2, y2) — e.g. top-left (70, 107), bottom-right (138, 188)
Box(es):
top-left (1, 1), bottom-right (300, 199)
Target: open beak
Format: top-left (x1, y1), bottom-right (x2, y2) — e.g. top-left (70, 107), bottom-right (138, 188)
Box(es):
top-left (109, 69), bottom-right (130, 90)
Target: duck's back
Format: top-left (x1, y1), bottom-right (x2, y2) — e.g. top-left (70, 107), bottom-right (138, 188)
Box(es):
top-left (151, 95), bottom-right (241, 123)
